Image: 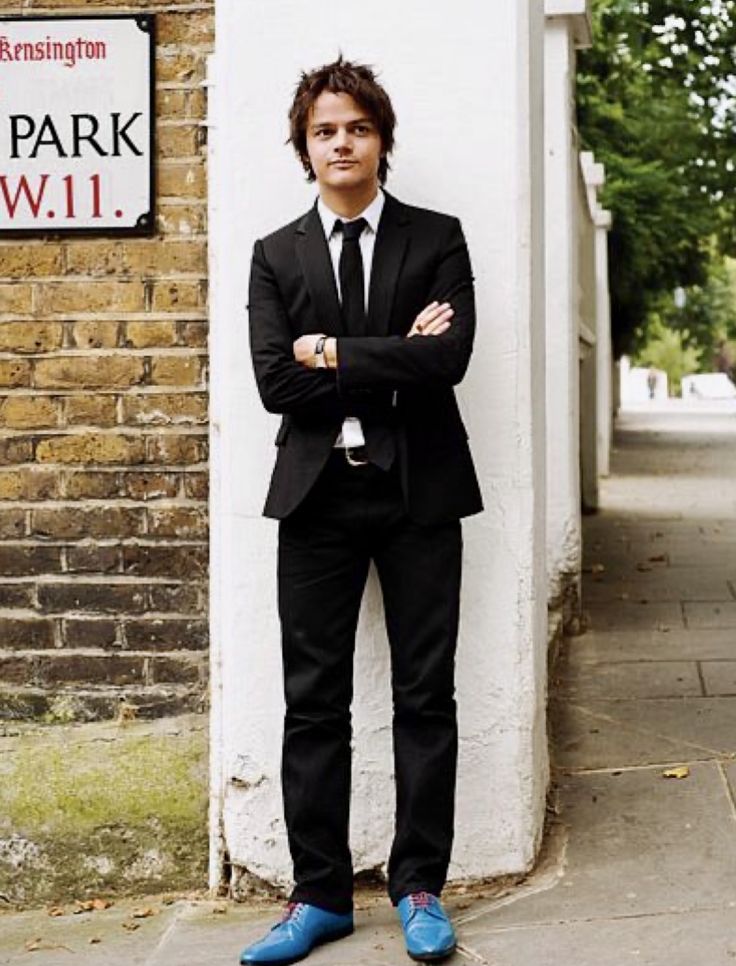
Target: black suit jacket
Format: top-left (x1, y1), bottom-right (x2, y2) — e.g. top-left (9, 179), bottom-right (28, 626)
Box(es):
top-left (248, 191), bottom-right (483, 524)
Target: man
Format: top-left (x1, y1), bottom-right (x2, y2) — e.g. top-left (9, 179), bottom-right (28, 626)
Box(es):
top-left (241, 57), bottom-right (482, 966)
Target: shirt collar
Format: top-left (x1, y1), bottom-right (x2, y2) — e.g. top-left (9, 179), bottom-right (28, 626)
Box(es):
top-left (318, 189), bottom-right (385, 240)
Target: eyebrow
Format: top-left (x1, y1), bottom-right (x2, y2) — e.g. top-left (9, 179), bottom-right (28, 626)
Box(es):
top-left (310, 117), bottom-right (374, 130)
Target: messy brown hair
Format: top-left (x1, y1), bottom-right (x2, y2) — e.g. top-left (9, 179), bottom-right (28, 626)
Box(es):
top-left (288, 56), bottom-right (396, 184)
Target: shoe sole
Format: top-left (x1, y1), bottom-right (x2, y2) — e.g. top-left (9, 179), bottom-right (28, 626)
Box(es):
top-left (240, 925), bottom-right (355, 966)
top-left (407, 943), bottom-right (457, 963)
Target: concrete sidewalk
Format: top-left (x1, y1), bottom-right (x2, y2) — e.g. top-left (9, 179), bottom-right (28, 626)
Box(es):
top-left (3, 402), bottom-right (736, 964)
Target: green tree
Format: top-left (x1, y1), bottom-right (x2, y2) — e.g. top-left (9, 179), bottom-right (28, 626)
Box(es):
top-left (659, 256), bottom-right (736, 368)
top-left (633, 316), bottom-right (703, 395)
top-left (577, 0), bottom-right (736, 355)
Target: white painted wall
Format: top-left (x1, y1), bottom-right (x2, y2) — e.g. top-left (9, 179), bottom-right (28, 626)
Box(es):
top-left (543, 11), bottom-right (588, 606)
top-left (578, 152), bottom-right (601, 511)
top-left (209, 0), bottom-right (548, 891)
top-left (594, 210), bottom-right (613, 477)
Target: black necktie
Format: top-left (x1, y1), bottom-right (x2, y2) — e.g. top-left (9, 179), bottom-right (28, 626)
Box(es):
top-left (335, 218), bottom-right (368, 336)
top-left (333, 216), bottom-right (396, 473)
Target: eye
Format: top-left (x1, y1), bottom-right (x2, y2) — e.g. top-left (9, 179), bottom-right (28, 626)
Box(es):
top-left (353, 125), bottom-right (370, 135)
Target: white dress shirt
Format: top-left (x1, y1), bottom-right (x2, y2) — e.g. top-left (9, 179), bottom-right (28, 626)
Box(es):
top-left (317, 189), bottom-right (385, 449)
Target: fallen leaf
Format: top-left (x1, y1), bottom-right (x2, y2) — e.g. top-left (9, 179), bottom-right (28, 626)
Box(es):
top-left (116, 700), bottom-right (138, 725)
top-left (122, 921), bottom-right (140, 932)
top-left (92, 898), bottom-right (113, 911)
top-left (663, 766), bottom-right (690, 779)
top-left (648, 554), bottom-right (667, 563)
top-left (132, 906), bottom-right (158, 919)
top-left (25, 939), bottom-right (73, 952)
top-left (47, 906), bottom-right (64, 917)
top-left (89, 937), bottom-right (102, 945)
top-left (636, 563), bottom-right (652, 572)
top-left (212, 903), bottom-right (228, 915)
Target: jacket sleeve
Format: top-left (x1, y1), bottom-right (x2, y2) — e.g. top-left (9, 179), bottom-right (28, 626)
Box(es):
top-left (335, 218), bottom-right (475, 392)
top-left (248, 239), bottom-right (345, 418)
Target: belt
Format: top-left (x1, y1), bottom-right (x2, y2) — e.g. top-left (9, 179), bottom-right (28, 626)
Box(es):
top-left (332, 445), bottom-right (370, 467)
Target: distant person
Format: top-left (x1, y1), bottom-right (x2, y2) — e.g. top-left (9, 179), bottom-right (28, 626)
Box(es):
top-left (647, 368), bottom-right (657, 400)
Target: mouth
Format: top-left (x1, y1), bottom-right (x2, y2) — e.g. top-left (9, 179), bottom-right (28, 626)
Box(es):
top-left (330, 160), bottom-right (357, 167)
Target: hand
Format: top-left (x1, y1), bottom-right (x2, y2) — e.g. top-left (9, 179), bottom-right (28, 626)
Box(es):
top-left (407, 301), bottom-right (454, 338)
top-left (293, 334), bottom-right (326, 368)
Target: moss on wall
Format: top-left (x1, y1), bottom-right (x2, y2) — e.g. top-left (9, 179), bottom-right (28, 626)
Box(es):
top-left (0, 714), bottom-right (208, 906)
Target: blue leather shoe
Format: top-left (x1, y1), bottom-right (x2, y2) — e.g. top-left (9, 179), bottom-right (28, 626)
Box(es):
top-left (239, 902), bottom-right (354, 965)
top-left (397, 892), bottom-right (456, 962)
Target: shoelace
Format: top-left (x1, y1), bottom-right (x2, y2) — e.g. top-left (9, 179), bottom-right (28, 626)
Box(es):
top-left (278, 902), bottom-right (304, 924)
top-left (409, 891), bottom-right (433, 910)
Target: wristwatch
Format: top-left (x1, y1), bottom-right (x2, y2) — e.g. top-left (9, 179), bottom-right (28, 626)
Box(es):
top-left (314, 335), bottom-right (327, 368)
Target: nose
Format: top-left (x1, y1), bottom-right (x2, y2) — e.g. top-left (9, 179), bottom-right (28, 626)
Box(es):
top-left (334, 127), bottom-right (352, 153)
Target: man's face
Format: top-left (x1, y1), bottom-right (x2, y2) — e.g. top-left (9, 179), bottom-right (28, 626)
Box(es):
top-left (305, 91), bottom-right (383, 194)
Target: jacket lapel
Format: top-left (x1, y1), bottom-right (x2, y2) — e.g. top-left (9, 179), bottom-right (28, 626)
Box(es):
top-left (295, 205), bottom-right (344, 336)
top-left (368, 191), bottom-right (410, 337)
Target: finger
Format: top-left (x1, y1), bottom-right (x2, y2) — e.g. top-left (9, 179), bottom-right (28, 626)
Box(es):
top-left (420, 308), bottom-right (454, 334)
top-left (427, 320), bottom-right (451, 336)
top-left (413, 301), bottom-right (448, 326)
top-left (414, 301), bottom-right (439, 323)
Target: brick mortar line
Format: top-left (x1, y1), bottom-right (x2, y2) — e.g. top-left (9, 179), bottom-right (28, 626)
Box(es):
top-left (0, 225), bottom-right (207, 247)
top-left (156, 119), bottom-right (206, 128)
top-left (0, 273), bottom-right (208, 283)
top-left (0, 575), bottom-right (205, 585)
top-left (0, 469), bottom-right (208, 479)
top-left (1, 498), bottom-right (207, 508)
top-left (0, 387), bottom-right (208, 395)
top-left (0, 538), bottom-right (206, 546)
top-left (0, 389), bottom-right (208, 397)
top-left (0, 647), bottom-right (205, 656)
top-left (0, 314), bottom-right (209, 322)
top-left (156, 81), bottom-right (209, 89)
top-left (0, 427), bottom-right (209, 436)
top-left (0, 463), bottom-right (209, 471)
top-left (23, 3), bottom-right (213, 9)
top-left (0, 348), bottom-right (209, 358)
top-left (0, 608), bottom-right (207, 620)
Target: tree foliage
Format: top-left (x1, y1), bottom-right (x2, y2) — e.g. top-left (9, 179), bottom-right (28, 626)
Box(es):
top-left (577, 0), bottom-right (736, 355)
top-left (633, 316), bottom-right (703, 394)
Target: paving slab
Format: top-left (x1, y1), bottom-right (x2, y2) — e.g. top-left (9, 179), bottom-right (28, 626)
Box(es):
top-left (584, 571), bottom-right (734, 603)
top-left (571, 627), bottom-right (736, 663)
top-left (701, 661), bottom-right (736, 696)
top-left (558, 660), bottom-right (702, 700)
top-left (553, 696), bottom-right (736, 769)
top-left (585, 601), bottom-right (685, 632)
top-left (149, 901), bottom-right (408, 966)
top-left (457, 905), bottom-right (736, 966)
top-left (684, 601), bottom-right (736, 629)
top-left (457, 763), bottom-right (736, 930)
top-left (0, 898), bottom-right (184, 966)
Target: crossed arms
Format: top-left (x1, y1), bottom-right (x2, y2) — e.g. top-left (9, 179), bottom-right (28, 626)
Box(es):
top-left (248, 217), bottom-right (474, 418)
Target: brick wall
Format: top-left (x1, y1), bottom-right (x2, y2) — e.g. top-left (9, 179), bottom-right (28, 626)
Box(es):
top-left (0, 0), bottom-right (213, 721)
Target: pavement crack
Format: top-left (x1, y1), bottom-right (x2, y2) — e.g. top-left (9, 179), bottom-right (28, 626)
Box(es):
top-left (716, 761), bottom-right (736, 826)
top-left (568, 702), bottom-right (726, 757)
top-left (141, 902), bottom-right (187, 966)
top-left (474, 901), bottom-right (736, 933)
top-left (454, 822), bottom-right (569, 927)
top-left (456, 942), bottom-right (493, 963)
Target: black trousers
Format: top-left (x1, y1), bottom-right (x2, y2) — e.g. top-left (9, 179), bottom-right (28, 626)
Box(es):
top-left (277, 452), bottom-right (462, 914)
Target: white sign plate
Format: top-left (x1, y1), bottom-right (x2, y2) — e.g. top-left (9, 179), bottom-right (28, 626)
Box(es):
top-left (0, 15), bottom-right (154, 234)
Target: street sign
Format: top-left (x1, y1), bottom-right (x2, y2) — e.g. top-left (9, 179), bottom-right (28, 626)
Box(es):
top-left (0, 15), bottom-right (155, 235)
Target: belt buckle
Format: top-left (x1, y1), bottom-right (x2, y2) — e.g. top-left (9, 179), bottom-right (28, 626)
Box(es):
top-left (344, 445), bottom-right (369, 467)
